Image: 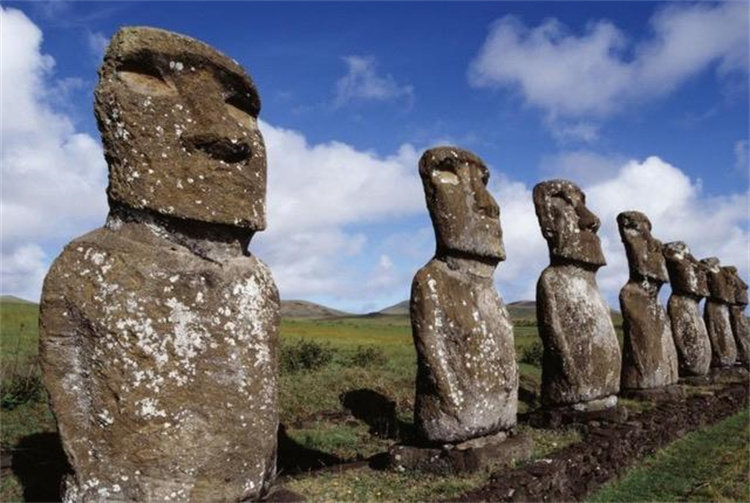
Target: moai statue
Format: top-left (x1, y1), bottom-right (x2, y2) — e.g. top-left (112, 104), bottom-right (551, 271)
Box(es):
top-left (725, 266), bottom-right (750, 365)
top-left (533, 180), bottom-right (621, 410)
top-left (617, 211), bottom-right (679, 390)
top-left (39, 27), bottom-right (279, 501)
top-left (664, 242), bottom-right (712, 376)
top-left (701, 257), bottom-right (737, 367)
top-left (411, 147), bottom-right (517, 444)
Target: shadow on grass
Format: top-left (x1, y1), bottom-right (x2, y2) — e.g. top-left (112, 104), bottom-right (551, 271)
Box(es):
top-left (340, 388), bottom-right (413, 441)
top-left (11, 432), bottom-right (70, 502)
top-left (277, 423), bottom-right (345, 475)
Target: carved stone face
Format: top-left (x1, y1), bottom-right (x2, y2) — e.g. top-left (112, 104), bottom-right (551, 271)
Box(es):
top-left (700, 257), bottom-right (732, 303)
top-left (726, 266), bottom-right (749, 306)
top-left (617, 211), bottom-right (668, 283)
top-left (533, 180), bottom-right (605, 268)
top-left (419, 147), bottom-right (505, 261)
top-left (95, 27), bottom-right (266, 230)
top-left (663, 242), bottom-right (709, 297)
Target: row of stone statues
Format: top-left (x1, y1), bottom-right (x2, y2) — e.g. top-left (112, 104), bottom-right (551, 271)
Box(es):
top-left (410, 150), bottom-right (749, 447)
top-left (39, 27), bottom-right (748, 501)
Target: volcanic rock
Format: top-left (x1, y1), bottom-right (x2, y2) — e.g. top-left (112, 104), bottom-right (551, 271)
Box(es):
top-left (39, 27), bottom-right (279, 502)
top-left (617, 211), bottom-right (678, 390)
top-left (533, 180), bottom-right (621, 408)
top-left (410, 147), bottom-right (517, 444)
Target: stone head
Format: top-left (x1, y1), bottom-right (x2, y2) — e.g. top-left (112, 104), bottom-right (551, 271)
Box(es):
top-left (95, 27), bottom-right (266, 230)
top-left (617, 211), bottom-right (668, 283)
top-left (663, 242), bottom-right (709, 297)
top-left (723, 266), bottom-right (748, 306)
top-left (700, 257), bottom-right (733, 304)
top-left (419, 147), bottom-right (505, 262)
top-left (533, 179), bottom-right (605, 268)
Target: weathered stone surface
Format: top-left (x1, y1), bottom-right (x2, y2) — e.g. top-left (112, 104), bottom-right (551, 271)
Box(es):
top-left (701, 258), bottom-right (737, 367)
top-left (40, 27), bottom-right (278, 502)
top-left (389, 432), bottom-right (532, 474)
top-left (533, 180), bottom-right (620, 408)
top-left (664, 242), bottom-right (711, 376)
top-left (617, 212), bottom-right (678, 390)
top-left (725, 266), bottom-right (750, 365)
top-left (95, 27), bottom-right (266, 230)
top-left (411, 147), bottom-right (517, 444)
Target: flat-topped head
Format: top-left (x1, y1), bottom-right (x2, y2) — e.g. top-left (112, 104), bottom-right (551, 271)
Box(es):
top-left (95, 26), bottom-right (267, 230)
top-left (700, 257), bottom-right (733, 303)
top-left (663, 241), bottom-right (709, 297)
top-left (533, 179), bottom-right (606, 268)
top-left (617, 211), bottom-right (668, 283)
top-left (419, 147), bottom-right (505, 262)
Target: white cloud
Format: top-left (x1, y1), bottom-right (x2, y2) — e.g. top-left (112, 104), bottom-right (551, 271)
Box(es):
top-left (539, 150), bottom-right (626, 184)
top-left (1, 6), bottom-right (108, 300)
top-left (87, 30), bottom-right (109, 59)
top-left (469, 2), bottom-right (748, 120)
top-left (255, 121), bottom-right (424, 302)
top-left (334, 55), bottom-right (414, 107)
top-left (735, 139), bottom-right (749, 173)
top-left (0, 244), bottom-right (48, 303)
top-left (491, 155), bottom-right (749, 306)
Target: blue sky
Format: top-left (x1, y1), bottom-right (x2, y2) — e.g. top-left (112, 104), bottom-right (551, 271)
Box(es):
top-left (2, 1), bottom-right (749, 312)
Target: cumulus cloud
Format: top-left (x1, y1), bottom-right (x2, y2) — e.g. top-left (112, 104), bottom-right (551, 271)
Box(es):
top-left (254, 121), bottom-right (424, 303)
top-left (492, 155), bottom-right (749, 306)
top-left (1, 6), bottom-right (108, 300)
top-left (469, 2), bottom-right (748, 120)
top-left (0, 6), bottom-right (426, 306)
top-left (334, 55), bottom-right (414, 107)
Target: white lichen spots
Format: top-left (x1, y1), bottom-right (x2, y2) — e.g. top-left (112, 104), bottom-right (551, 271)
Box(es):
top-left (169, 61), bottom-right (184, 71)
top-left (195, 292), bottom-right (204, 304)
top-left (169, 275), bottom-right (180, 283)
top-left (137, 397), bottom-right (167, 419)
top-left (96, 409), bottom-right (114, 426)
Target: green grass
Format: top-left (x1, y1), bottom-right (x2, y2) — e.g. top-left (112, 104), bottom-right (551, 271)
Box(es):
top-left (0, 299), bottom-right (672, 503)
top-left (589, 410), bottom-right (750, 502)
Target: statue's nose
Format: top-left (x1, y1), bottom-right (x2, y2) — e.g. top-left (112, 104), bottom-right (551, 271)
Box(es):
top-left (577, 204), bottom-right (600, 232)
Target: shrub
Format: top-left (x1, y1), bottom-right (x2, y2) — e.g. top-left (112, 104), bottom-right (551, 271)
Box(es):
top-left (280, 339), bottom-right (335, 373)
top-left (1, 364), bottom-right (44, 410)
top-left (344, 345), bottom-right (387, 368)
top-left (520, 340), bottom-right (544, 367)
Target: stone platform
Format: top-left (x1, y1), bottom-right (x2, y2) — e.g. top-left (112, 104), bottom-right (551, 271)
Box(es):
top-left (620, 384), bottom-right (686, 402)
top-left (522, 397), bottom-right (629, 429)
top-left (388, 431), bottom-right (532, 474)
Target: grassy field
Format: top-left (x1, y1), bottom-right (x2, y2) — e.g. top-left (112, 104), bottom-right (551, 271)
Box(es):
top-left (589, 410), bottom-right (750, 502)
top-left (0, 298), bottom-right (742, 502)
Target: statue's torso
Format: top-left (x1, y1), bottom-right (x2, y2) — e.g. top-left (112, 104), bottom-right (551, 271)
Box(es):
top-left (411, 260), bottom-right (517, 443)
top-left (40, 223), bottom-right (279, 502)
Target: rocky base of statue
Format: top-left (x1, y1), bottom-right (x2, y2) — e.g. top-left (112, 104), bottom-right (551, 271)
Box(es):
top-left (710, 365), bottom-right (750, 384)
top-left (678, 374), bottom-right (713, 386)
top-left (620, 385), bottom-right (686, 402)
top-left (388, 431), bottom-right (532, 474)
top-left (523, 395), bottom-right (628, 429)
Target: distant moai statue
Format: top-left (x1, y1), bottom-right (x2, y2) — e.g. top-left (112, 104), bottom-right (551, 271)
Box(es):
top-left (39, 27), bottom-right (279, 501)
top-left (617, 211), bottom-right (679, 390)
top-left (701, 257), bottom-right (738, 367)
top-left (533, 180), bottom-right (621, 410)
top-left (663, 242), bottom-right (712, 376)
top-left (725, 266), bottom-right (750, 366)
top-left (410, 147), bottom-right (517, 444)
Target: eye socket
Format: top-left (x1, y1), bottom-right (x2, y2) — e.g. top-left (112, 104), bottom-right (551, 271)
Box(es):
top-left (225, 94), bottom-right (255, 127)
top-left (117, 61), bottom-right (176, 96)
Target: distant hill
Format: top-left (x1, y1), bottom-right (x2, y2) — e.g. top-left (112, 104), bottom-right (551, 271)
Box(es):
top-left (378, 300), bottom-right (409, 316)
top-left (508, 300), bottom-right (537, 321)
top-left (0, 295), bottom-right (35, 305)
top-left (280, 300), bottom-right (352, 319)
